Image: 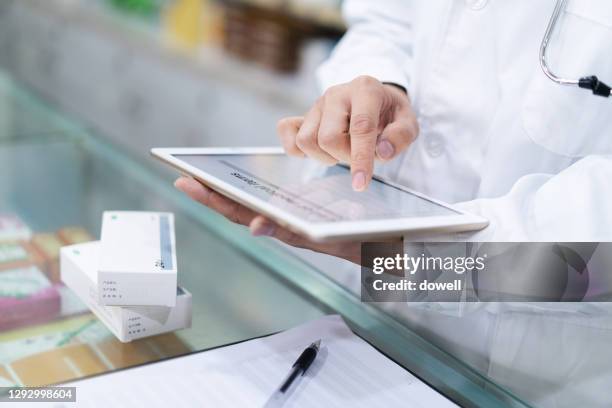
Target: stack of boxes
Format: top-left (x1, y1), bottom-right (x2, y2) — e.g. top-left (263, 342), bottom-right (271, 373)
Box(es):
top-left (61, 211), bottom-right (192, 343)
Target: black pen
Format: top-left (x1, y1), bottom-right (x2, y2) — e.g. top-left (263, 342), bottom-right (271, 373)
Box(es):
top-left (263, 340), bottom-right (321, 408)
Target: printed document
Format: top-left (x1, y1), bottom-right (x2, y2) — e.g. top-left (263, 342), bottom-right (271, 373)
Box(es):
top-left (64, 315), bottom-right (456, 407)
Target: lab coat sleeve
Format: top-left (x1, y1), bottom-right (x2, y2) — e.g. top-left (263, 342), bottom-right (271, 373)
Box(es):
top-left (450, 155), bottom-right (612, 241)
top-left (316, 0), bottom-right (414, 92)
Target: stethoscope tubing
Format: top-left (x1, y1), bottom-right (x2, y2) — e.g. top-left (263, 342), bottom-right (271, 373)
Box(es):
top-left (540, 0), bottom-right (611, 97)
top-left (540, 0), bottom-right (579, 86)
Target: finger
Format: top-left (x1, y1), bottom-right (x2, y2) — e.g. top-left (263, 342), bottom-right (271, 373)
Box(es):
top-left (317, 93), bottom-right (351, 163)
top-left (250, 216), bottom-right (354, 258)
top-left (349, 77), bottom-right (383, 191)
top-left (250, 215), bottom-right (277, 237)
top-left (376, 114), bottom-right (418, 161)
top-left (175, 177), bottom-right (257, 226)
top-left (277, 116), bottom-right (304, 157)
top-left (295, 102), bottom-right (338, 165)
top-left (249, 216), bottom-right (311, 248)
top-left (174, 176), bottom-right (211, 205)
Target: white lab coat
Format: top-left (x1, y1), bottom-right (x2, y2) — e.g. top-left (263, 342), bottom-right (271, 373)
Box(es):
top-left (318, 0), bottom-right (612, 242)
top-left (308, 0), bottom-right (612, 406)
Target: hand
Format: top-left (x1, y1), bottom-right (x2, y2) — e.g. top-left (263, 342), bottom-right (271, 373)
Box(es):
top-left (277, 76), bottom-right (418, 191)
top-left (174, 177), bottom-right (361, 264)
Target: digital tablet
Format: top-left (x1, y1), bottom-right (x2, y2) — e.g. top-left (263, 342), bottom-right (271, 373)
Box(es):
top-left (151, 147), bottom-right (488, 242)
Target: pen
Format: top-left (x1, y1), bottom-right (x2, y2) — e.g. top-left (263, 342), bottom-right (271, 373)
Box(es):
top-left (263, 339), bottom-right (321, 408)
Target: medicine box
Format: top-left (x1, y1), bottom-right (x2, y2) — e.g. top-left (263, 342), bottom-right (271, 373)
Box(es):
top-left (99, 211), bottom-right (178, 306)
top-left (61, 241), bottom-right (191, 343)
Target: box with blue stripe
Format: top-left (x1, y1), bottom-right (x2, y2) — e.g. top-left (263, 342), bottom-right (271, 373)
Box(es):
top-left (61, 241), bottom-right (191, 342)
top-left (99, 211), bottom-right (178, 306)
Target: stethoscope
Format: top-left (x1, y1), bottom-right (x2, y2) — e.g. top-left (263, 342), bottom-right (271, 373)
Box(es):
top-left (540, 0), bottom-right (611, 98)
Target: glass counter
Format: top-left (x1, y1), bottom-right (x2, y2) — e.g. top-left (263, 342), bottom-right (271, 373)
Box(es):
top-left (0, 73), bottom-right (531, 407)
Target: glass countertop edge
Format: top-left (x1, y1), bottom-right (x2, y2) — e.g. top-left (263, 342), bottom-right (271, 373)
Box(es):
top-left (0, 72), bottom-right (93, 140)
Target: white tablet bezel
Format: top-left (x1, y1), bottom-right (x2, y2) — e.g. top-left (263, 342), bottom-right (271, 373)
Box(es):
top-left (151, 147), bottom-right (488, 242)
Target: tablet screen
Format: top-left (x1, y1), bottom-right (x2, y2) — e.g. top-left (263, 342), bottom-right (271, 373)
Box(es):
top-left (174, 154), bottom-right (459, 223)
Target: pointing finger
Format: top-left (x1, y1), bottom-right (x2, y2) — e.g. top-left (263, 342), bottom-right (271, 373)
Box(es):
top-left (349, 77), bottom-right (383, 191)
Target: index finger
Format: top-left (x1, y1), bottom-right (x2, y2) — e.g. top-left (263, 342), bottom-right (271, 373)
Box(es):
top-left (349, 80), bottom-right (383, 191)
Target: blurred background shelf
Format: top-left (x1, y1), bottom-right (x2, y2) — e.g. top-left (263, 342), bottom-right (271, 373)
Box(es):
top-left (0, 0), bottom-right (344, 159)
top-left (223, 0), bottom-right (345, 31)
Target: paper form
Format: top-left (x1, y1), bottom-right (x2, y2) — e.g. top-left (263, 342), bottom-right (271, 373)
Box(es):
top-left (59, 315), bottom-right (456, 407)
